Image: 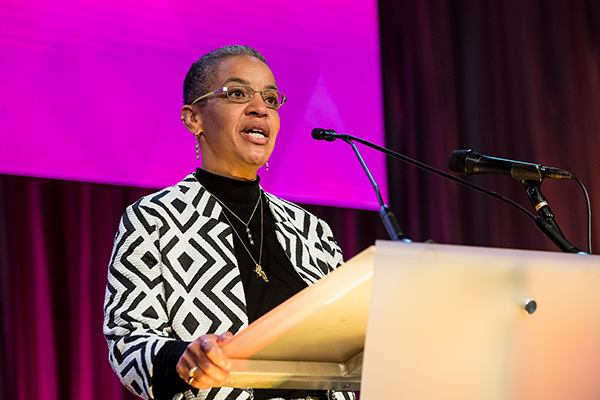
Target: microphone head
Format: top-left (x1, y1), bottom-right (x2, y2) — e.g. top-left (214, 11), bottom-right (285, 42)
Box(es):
top-left (311, 128), bottom-right (338, 141)
top-left (311, 128), bottom-right (327, 140)
top-left (448, 149), bottom-right (475, 175)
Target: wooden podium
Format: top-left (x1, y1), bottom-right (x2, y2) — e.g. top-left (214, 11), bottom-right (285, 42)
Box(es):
top-left (221, 241), bottom-right (600, 399)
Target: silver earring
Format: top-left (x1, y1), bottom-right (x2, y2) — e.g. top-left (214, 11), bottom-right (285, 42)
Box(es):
top-left (195, 135), bottom-right (200, 160)
top-left (266, 162), bottom-right (269, 170)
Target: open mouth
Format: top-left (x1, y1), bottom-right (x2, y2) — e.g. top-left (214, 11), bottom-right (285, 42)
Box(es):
top-left (245, 128), bottom-right (267, 139)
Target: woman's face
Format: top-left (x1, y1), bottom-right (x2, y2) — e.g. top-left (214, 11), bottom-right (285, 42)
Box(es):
top-left (195, 55), bottom-right (281, 180)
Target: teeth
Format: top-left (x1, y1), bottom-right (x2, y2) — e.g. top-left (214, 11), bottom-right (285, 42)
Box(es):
top-left (247, 129), bottom-right (266, 138)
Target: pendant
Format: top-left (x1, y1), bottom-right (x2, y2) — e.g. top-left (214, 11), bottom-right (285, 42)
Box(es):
top-left (254, 264), bottom-right (269, 282)
top-left (246, 226), bottom-right (254, 245)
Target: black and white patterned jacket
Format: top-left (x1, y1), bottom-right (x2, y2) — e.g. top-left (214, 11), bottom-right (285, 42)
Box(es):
top-left (103, 174), bottom-right (347, 400)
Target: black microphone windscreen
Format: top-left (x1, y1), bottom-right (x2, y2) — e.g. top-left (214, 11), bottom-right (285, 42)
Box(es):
top-left (311, 128), bottom-right (326, 140)
top-left (448, 149), bottom-right (472, 175)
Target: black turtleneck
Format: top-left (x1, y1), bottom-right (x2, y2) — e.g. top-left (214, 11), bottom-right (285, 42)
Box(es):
top-left (195, 168), bottom-right (309, 322)
top-left (151, 169), bottom-right (325, 400)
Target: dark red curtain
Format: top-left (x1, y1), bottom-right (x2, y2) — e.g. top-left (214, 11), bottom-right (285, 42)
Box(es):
top-left (0, 175), bottom-right (149, 400)
top-left (0, 174), bottom-right (385, 400)
top-left (380, 0), bottom-right (599, 252)
top-left (2, 1), bottom-right (600, 399)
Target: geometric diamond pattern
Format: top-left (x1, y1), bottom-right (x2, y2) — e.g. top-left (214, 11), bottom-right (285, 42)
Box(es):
top-left (141, 251), bottom-right (158, 269)
top-left (182, 312), bottom-right (200, 335)
top-left (103, 173), bottom-right (346, 400)
top-left (171, 198), bottom-right (187, 213)
top-left (177, 251), bottom-right (194, 272)
top-left (142, 306), bottom-right (159, 319)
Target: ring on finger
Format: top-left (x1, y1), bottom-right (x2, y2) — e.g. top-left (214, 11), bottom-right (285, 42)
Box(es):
top-left (189, 366), bottom-right (198, 378)
top-left (187, 376), bottom-right (195, 385)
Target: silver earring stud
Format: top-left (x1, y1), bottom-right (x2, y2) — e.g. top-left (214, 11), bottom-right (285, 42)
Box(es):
top-left (266, 162), bottom-right (269, 170)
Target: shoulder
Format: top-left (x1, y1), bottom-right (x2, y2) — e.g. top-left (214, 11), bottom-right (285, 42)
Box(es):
top-left (121, 173), bottom-right (221, 231)
top-left (129, 173), bottom-right (221, 215)
top-left (133, 173), bottom-right (200, 209)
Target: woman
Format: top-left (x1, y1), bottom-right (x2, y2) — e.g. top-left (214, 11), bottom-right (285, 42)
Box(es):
top-left (103, 46), bottom-right (353, 400)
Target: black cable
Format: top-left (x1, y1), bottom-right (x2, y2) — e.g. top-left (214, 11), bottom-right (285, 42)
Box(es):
top-left (572, 175), bottom-right (592, 254)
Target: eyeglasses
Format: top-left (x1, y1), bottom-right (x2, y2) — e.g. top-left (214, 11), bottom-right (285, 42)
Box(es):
top-left (190, 84), bottom-right (287, 109)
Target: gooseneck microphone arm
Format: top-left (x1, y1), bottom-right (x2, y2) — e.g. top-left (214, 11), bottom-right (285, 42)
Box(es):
top-left (344, 139), bottom-right (385, 207)
top-left (312, 128), bottom-right (407, 240)
top-left (343, 137), bottom-right (406, 241)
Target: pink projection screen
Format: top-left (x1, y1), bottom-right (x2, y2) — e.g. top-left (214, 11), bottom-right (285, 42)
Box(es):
top-left (0, 1), bottom-right (386, 210)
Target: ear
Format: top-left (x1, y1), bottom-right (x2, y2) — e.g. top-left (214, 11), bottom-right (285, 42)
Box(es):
top-left (180, 105), bottom-right (203, 135)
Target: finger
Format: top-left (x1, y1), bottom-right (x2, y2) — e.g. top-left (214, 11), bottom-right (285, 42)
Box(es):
top-left (176, 355), bottom-right (197, 379)
top-left (192, 355), bottom-right (230, 386)
top-left (217, 331), bottom-right (233, 344)
top-left (175, 338), bottom-right (215, 380)
top-left (178, 352), bottom-right (229, 389)
top-left (184, 338), bottom-right (230, 380)
top-left (182, 335), bottom-right (218, 362)
top-left (184, 366), bottom-right (199, 387)
top-left (201, 338), bottom-right (231, 370)
top-left (188, 371), bottom-right (226, 389)
top-left (186, 363), bottom-right (224, 389)
top-left (176, 335), bottom-right (232, 385)
top-left (188, 366), bottom-right (199, 379)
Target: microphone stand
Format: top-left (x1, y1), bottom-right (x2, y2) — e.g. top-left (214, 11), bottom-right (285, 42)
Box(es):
top-left (317, 129), bottom-right (584, 253)
top-left (522, 180), bottom-right (582, 253)
top-left (342, 137), bottom-right (407, 241)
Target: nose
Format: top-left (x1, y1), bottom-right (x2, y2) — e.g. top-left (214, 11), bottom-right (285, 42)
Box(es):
top-left (246, 90), bottom-right (268, 117)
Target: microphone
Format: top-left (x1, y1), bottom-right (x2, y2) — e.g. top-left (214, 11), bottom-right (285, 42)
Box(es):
top-left (449, 149), bottom-right (572, 181)
top-left (311, 128), bottom-right (348, 142)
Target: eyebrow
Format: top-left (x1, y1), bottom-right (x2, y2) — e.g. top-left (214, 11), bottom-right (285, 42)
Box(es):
top-left (221, 77), bottom-right (278, 90)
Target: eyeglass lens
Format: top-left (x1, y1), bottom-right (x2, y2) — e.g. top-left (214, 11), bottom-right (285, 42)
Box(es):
top-left (226, 85), bottom-right (283, 108)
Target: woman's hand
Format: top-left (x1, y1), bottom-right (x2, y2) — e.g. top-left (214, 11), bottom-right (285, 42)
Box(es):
top-left (176, 332), bottom-right (233, 389)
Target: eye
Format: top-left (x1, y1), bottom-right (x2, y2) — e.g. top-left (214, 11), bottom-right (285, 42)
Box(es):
top-left (227, 85), bottom-right (251, 100)
top-left (263, 90), bottom-right (280, 107)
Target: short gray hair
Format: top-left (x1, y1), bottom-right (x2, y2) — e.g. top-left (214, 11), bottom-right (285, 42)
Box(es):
top-left (183, 45), bottom-right (268, 105)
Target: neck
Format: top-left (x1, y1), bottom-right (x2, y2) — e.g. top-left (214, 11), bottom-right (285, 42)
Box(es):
top-left (201, 163), bottom-right (258, 181)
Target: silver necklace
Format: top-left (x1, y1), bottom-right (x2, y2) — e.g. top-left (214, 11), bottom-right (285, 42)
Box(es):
top-left (221, 196), bottom-right (268, 282)
top-left (213, 191), bottom-right (261, 245)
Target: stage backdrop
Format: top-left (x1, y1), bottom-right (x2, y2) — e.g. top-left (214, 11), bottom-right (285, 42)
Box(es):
top-left (0, 0), bottom-right (386, 210)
